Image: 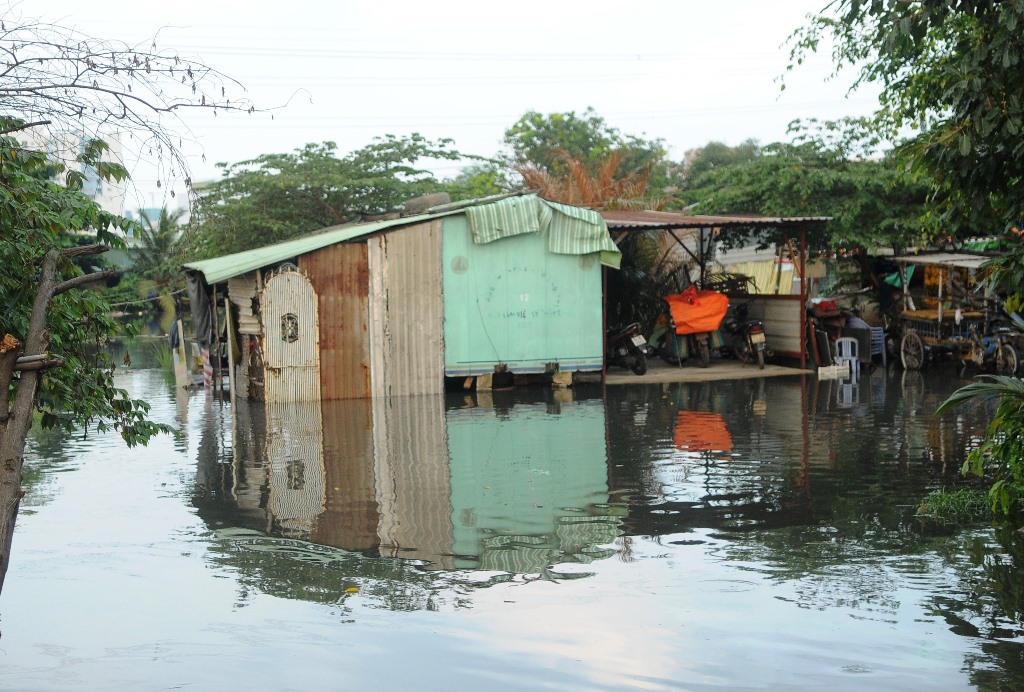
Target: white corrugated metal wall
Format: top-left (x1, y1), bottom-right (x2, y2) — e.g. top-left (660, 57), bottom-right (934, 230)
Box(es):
top-left (367, 220), bottom-right (446, 397)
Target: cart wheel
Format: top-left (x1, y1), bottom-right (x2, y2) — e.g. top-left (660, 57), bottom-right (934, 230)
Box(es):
top-left (900, 332), bottom-right (925, 370)
top-left (996, 343), bottom-right (1018, 376)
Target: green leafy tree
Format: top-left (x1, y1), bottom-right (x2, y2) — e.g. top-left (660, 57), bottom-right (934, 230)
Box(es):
top-left (682, 135), bottom-right (930, 258)
top-left (937, 377), bottom-right (1024, 518)
top-left (797, 1), bottom-right (1024, 518)
top-left (443, 162), bottom-right (508, 202)
top-left (0, 123), bottom-right (174, 593)
top-left (683, 139), bottom-right (761, 183)
top-left (503, 108), bottom-right (669, 183)
top-left (0, 7), bottom-right (256, 597)
top-left (789, 1), bottom-right (1024, 236)
top-left (185, 135), bottom-right (466, 259)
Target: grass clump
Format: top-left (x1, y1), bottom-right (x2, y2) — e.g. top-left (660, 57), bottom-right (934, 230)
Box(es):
top-left (918, 487), bottom-right (991, 524)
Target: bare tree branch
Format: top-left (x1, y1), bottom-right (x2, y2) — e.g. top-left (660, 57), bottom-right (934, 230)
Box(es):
top-left (0, 119), bottom-right (50, 134)
top-left (0, 9), bottom-right (265, 196)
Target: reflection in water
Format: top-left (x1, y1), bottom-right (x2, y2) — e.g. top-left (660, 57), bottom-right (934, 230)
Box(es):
top-left (182, 366), bottom-right (1024, 684)
top-left (10, 356), bottom-right (1024, 691)
top-left (193, 388), bottom-right (620, 602)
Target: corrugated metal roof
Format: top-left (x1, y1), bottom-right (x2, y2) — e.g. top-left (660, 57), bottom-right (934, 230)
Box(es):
top-left (892, 252), bottom-right (995, 270)
top-left (183, 209), bottom-right (461, 285)
top-left (601, 210), bottom-right (830, 229)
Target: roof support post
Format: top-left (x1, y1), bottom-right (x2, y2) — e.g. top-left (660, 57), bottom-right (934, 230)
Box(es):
top-left (799, 227), bottom-right (807, 371)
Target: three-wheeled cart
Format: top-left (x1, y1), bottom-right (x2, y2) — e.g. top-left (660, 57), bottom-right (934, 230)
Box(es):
top-left (892, 253), bottom-right (1017, 374)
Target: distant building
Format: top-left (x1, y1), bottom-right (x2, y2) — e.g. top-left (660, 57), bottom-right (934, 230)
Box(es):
top-left (19, 126), bottom-right (127, 217)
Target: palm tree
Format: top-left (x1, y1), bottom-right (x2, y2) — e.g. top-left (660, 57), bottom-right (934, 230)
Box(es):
top-left (937, 375), bottom-right (1024, 517)
top-left (133, 206), bottom-right (186, 288)
top-left (514, 148), bottom-right (662, 210)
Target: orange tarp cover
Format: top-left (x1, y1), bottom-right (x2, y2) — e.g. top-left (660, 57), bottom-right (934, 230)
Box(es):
top-left (674, 411), bottom-right (733, 453)
top-left (664, 288), bottom-right (730, 335)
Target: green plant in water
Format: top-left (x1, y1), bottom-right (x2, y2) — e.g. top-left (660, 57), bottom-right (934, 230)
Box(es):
top-left (936, 376), bottom-right (1024, 518)
top-left (148, 340), bottom-right (173, 373)
top-left (918, 487), bottom-right (991, 524)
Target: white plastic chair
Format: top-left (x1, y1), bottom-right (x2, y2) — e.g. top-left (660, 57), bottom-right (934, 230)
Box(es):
top-left (835, 336), bottom-right (860, 379)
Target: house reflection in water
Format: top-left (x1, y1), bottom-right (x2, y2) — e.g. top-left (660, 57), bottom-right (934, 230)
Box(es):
top-left (194, 389), bottom-right (619, 576)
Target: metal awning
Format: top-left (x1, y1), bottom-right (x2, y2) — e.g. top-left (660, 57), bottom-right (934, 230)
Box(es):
top-left (892, 253), bottom-right (994, 270)
top-left (600, 210), bottom-right (830, 231)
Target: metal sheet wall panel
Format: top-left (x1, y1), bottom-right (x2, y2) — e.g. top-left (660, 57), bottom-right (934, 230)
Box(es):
top-left (441, 215), bottom-right (603, 375)
top-left (367, 220), bottom-right (445, 397)
top-left (265, 400), bottom-right (326, 537)
top-left (312, 399), bottom-right (380, 551)
top-left (301, 243), bottom-right (371, 400)
top-left (262, 270), bottom-right (322, 402)
top-left (749, 296), bottom-right (803, 357)
top-left (446, 398), bottom-right (610, 571)
top-left (372, 395), bottom-right (454, 568)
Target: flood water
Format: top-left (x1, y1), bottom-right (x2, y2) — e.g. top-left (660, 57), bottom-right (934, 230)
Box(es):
top-left (3, 360), bottom-right (1024, 690)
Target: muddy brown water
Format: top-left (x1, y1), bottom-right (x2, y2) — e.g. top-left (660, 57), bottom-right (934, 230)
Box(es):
top-left (2, 363), bottom-right (1023, 690)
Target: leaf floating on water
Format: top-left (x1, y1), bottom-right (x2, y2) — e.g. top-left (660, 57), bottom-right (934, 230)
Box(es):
top-left (345, 587), bottom-right (359, 593)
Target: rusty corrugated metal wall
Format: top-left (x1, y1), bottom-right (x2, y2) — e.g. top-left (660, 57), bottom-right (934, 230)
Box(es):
top-left (367, 220), bottom-right (445, 397)
top-left (301, 243), bottom-right (371, 400)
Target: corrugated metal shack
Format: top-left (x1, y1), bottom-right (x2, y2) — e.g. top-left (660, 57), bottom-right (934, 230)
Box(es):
top-left (183, 193), bottom-right (621, 402)
top-left (600, 210), bottom-right (830, 366)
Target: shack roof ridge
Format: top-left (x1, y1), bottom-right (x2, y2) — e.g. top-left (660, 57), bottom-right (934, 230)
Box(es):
top-left (182, 192), bottom-right (558, 285)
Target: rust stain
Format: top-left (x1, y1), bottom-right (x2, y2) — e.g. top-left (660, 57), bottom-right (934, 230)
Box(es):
top-left (301, 243), bottom-right (371, 400)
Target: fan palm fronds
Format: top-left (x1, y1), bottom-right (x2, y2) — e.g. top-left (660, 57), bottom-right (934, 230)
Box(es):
top-left (515, 148), bottom-right (660, 209)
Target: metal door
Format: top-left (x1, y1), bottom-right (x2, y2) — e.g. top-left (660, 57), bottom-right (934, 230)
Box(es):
top-left (262, 268), bottom-right (322, 401)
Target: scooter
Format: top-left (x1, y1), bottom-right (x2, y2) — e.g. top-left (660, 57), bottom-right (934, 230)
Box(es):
top-left (722, 301), bottom-right (768, 369)
top-left (606, 322), bottom-right (649, 375)
top-left (648, 301), bottom-right (712, 368)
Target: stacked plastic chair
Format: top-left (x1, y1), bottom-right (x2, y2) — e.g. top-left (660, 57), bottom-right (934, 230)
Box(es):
top-left (869, 327), bottom-right (887, 367)
top-left (834, 336), bottom-right (860, 379)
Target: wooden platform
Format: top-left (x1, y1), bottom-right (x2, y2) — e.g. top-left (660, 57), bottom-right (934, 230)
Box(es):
top-left (603, 357), bottom-right (811, 385)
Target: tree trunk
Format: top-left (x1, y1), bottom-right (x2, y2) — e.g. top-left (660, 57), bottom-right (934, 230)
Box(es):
top-left (0, 249), bottom-right (59, 595)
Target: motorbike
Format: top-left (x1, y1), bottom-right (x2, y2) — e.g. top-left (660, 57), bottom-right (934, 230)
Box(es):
top-left (721, 301), bottom-right (768, 369)
top-left (648, 300), bottom-right (712, 368)
top-left (606, 322), bottom-right (649, 375)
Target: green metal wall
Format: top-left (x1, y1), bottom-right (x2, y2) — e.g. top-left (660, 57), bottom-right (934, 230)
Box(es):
top-left (441, 215), bottom-right (603, 376)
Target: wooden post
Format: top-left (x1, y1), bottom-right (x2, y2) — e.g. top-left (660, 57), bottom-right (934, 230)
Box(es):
top-left (785, 235), bottom-right (802, 305)
top-left (211, 285), bottom-right (220, 398)
top-left (224, 296), bottom-right (237, 409)
top-left (799, 227), bottom-right (807, 371)
top-left (173, 319), bottom-right (188, 389)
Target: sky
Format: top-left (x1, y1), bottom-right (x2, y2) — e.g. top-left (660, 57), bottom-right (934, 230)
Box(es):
top-left (27, 0), bottom-right (878, 210)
